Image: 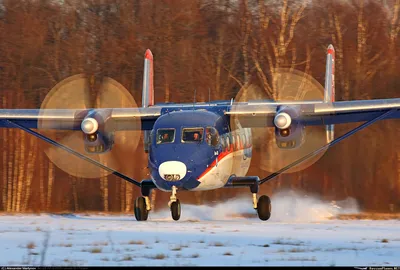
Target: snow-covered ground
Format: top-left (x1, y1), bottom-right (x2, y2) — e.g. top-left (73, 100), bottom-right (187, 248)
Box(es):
top-left (0, 191), bottom-right (399, 266)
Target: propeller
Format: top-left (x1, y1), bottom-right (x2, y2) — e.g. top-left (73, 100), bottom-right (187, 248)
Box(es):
top-left (230, 68), bottom-right (328, 174)
top-left (38, 74), bottom-right (141, 179)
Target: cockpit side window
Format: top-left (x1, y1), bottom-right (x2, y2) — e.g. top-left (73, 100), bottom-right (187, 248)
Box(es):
top-left (206, 127), bottom-right (220, 147)
top-left (182, 127), bottom-right (204, 143)
top-left (156, 128), bottom-right (175, 144)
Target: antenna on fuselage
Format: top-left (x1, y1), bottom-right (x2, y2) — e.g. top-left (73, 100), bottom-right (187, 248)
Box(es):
top-left (208, 87), bottom-right (211, 105)
top-left (193, 88), bottom-right (196, 111)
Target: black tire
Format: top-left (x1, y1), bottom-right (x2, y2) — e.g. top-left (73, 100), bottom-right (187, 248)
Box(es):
top-left (134, 197), bottom-right (148, 221)
top-left (170, 199), bottom-right (181, 221)
top-left (257, 195), bottom-right (271, 221)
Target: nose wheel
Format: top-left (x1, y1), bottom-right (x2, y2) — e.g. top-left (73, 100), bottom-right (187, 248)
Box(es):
top-left (170, 199), bottom-right (181, 221)
top-left (168, 186), bottom-right (181, 221)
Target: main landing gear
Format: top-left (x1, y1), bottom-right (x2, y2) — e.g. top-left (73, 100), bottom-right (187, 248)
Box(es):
top-left (229, 176), bottom-right (271, 221)
top-left (134, 180), bottom-right (154, 221)
top-left (250, 182), bottom-right (272, 221)
top-left (134, 196), bottom-right (151, 221)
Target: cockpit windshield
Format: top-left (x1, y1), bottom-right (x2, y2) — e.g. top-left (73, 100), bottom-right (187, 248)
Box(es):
top-left (157, 128), bottom-right (175, 144)
top-left (182, 127), bottom-right (204, 143)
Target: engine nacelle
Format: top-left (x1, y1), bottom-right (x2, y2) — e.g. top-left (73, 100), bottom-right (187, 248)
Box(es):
top-left (80, 110), bottom-right (115, 153)
top-left (273, 106), bottom-right (305, 149)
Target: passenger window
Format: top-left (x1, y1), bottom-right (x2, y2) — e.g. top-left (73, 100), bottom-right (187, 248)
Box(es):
top-left (156, 129), bottom-right (175, 144)
top-left (226, 137), bottom-right (230, 151)
top-left (206, 127), bottom-right (220, 147)
top-left (232, 135), bottom-right (236, 151)
top-left (220, 136), bottom-right (226, 150)
top-left (182, 127), bottom-right (204, 143)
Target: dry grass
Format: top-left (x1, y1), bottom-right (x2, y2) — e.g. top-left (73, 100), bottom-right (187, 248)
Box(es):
top-left (381, 239), bottom-right (389, 243)
top-left (286, 256), bottom-right (317, 262)
top-left (288, 248), bottom-right (308, 253)
top-left (170, 246), bottom-right (182, 251)
top-left (186, 219), bottom-right (199, 223)
top-left (334, 213), bottom-right (400, 220)
top-left (121, 255), bottom-right (133, 261)
top-left (223, 252), bottom-right (233, 256)
top-left (84, 247), bottom-right (102, 253)
top-left (272, 238), bottom-right (305, 246)
top-left (210, 241), bottom-right (224, 247)
top-left (128, 240), bottom-right (144, 245)
top-left (92, 241), bottom-right (109, 246)
top-left (26, 242), bottom-right (36, 249)
top-left (58, 243), bottom-right (73, 247)
top-left (151, 253), bottom-right (167, 260)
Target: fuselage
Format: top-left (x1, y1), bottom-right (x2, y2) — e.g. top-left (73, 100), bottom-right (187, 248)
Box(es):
top-left (148, 110), bottom-right (252, 191)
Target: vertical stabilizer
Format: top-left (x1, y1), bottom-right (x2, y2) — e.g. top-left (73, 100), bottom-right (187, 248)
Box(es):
top-left (143, 49), bottom-right (154, 152)
top-left (142, 49), bottom-right (154, 108)
top-left (324, 44), bottom-right (335, 143)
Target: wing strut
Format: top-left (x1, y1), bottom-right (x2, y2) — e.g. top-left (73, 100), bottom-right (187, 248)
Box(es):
top-left (3, 119), bottom-right (141, 187)
top-left (259, 109), bottom-right (397, 185)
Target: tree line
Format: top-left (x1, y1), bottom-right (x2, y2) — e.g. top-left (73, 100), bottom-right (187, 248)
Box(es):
top-left (0, 0), bottom-right (399, 213)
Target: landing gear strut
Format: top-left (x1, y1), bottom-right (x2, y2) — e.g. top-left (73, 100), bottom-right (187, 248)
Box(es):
top-left (134, 180), bottom-right (155, 221)
top-left (250, 181), bottom-right (271, 221)
top-left (168, 186), bottom-right (181, 221)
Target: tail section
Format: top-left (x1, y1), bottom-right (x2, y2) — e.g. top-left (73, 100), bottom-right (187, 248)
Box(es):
top-left (143, 49), bottom-right (154, 153)
top-left (324, 44), bottom-right (335, 143)
top-left (142, 49), bottom-right (154, 108)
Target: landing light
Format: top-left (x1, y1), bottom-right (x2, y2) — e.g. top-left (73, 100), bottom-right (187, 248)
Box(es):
top-left (87, 133), bottom-right (98, 142)
top-left (279, 128), bottom-right (290, 137)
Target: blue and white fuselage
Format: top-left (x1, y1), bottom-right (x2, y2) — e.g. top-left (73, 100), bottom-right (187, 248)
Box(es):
top-left (148, 109), bottom-right (252, 191)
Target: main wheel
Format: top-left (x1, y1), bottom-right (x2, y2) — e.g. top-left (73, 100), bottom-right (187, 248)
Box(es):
top-left (170, 199), bottom-right (181, 221)
top-left (134, 196), bottom-right (149, 221)
top-left (257, 195), bottom-right (271, 221)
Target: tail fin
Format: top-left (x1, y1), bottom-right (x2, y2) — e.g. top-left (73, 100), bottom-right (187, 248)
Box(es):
top-left (142, 49), bottom-right (154, 153)
top-left (324, 44), bottom-right (335, 143)
top-left (142, 49), bottom-right (154, 108)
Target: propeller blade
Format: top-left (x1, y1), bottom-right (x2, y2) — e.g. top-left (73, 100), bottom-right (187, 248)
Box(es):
top-left (231, 68), bottom-right (328, 174)
top-left (38, 74), bottom-right (141, 179)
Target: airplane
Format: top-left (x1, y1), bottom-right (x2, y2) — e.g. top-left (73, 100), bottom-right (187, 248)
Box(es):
top-left (1, 44), bottom-right (400, 221)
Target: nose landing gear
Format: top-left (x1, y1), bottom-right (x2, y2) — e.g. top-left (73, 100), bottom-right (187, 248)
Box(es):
top-left (168, 186), bottom-right (181, 221)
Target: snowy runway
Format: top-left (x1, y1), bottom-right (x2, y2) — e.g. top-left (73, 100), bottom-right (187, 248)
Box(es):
top-left (0, 194), bottom-right (399, 266)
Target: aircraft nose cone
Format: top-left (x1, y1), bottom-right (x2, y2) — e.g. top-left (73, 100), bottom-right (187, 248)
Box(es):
top-left (159, 161), bottom-right (187, 181)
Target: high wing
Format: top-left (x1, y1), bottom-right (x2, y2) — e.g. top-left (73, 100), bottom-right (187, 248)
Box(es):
top-left (0, 107), bottom-right (161, 131)
top-left (226, 98), bottom-right (400, 128)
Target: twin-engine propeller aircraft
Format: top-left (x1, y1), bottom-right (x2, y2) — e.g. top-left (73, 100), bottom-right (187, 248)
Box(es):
top-left (1, 45), bottom-right (400, 221)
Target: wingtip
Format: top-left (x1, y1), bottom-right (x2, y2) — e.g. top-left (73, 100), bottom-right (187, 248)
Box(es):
top-left (145, 49), bottom-right (153, 60)
top-left (327, 44), bottom-right (335, 54)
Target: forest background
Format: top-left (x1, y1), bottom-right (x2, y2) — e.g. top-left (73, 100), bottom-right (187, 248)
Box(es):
top-left (0, 0), bottom-right (399, 213)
